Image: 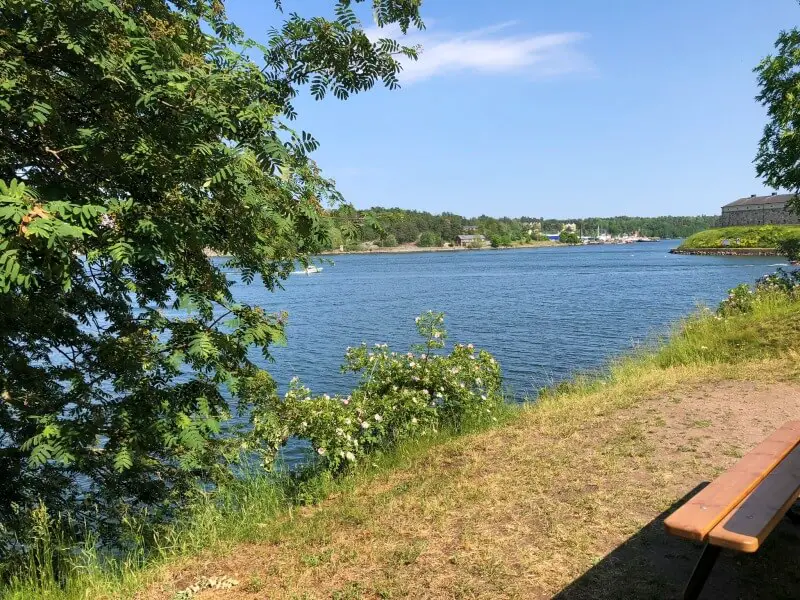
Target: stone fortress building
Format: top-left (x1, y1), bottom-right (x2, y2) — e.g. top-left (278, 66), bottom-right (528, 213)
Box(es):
top-left (719, 193), bottom-right (800, 227)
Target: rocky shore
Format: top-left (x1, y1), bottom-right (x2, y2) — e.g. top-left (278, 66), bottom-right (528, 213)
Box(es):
top-left (669, 247), bottom-right (779, 256)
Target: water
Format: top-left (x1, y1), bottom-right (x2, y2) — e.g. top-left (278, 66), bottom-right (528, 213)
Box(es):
top-left (229, 241), bottom-right (781, 401)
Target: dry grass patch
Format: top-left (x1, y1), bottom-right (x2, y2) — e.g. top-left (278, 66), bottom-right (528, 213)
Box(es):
top-left (138, 358), bottom-right (800, 600)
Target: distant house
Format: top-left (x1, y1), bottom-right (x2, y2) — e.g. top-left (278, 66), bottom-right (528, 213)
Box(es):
top-left (462, 225), bottom-right (479, 233)
top-left (719, 193), bottom-right (799, 227)
top-left (455, 234), bottom-right (485, 247)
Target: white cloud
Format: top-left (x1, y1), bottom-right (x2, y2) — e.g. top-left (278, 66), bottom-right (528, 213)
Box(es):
top-left (366, 21), bottom-right (590, 83)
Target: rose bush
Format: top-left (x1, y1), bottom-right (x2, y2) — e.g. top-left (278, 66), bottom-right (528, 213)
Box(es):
top-left (718, 268), bottom-right (800, 316)
top-left (246, 312), bottom-right (503, 472)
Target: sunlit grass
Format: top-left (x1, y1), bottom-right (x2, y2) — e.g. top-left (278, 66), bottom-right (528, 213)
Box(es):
top-left (680, 224), bottom-right (800, 249)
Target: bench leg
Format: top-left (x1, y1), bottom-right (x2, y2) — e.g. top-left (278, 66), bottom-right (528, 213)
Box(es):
top-left (787, 499), bottom-right (800, 525)
top-left (683, 543), bottom-right (721, 600)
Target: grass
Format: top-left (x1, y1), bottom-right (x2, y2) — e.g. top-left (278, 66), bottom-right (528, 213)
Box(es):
top-left (5, 290), bottom-right (800, 599)
top-left (679, 224), bottom-right (800, 249)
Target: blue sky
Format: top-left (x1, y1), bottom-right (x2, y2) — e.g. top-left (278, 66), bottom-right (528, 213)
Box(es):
top-left (226, 0), bottom-right (799, 218)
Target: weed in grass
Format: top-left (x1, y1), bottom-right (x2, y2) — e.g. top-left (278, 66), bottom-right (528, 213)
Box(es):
top-left (243, 574), bottom-right (264, 593)
top-left (300, 547), bottom-right (333, 567)
top-left (722, 445), bottom-right (744, 458)
top-left (391, 539), bottom-right (427, 566)
top-left (332, 581), bottom-right (365, 600)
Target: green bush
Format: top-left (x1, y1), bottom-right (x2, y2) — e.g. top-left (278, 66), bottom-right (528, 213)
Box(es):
top-left (418, 231), bottom-right (442, 247)
top-left (490, 235), bottom-right (512, 248)
top-left (248, 313), bottom-right (504, 473)
top-left (379, 234), bottom-right (398, 247)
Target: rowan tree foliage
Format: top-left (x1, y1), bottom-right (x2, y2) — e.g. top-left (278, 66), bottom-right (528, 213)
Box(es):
top-left (0, 0), bottom-right (422, 551)
top-left (755, 17), bottom-right (800, 212)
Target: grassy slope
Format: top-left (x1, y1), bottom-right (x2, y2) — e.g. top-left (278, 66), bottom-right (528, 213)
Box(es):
top-left (6, 293), bottom-right (800, 599)
top-left (680, 224), bottom-right (800, 249)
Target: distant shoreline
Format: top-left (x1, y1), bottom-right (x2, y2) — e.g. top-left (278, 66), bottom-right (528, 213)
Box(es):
top-left (319, 241), bottom-right (560, 256)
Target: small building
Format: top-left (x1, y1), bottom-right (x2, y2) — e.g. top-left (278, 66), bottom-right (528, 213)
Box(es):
top-left (719, 193), bottom-right (799, 227)
top-left (462, 225), bottom-right (479, 233)
top-left (455, 234), bottom-right (485, 247)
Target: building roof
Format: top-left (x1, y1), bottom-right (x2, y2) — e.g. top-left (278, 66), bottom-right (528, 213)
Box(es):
top-left (723, 193), bottom-right (795, 208)
top-left (456, 234), bottom-right (484, 241)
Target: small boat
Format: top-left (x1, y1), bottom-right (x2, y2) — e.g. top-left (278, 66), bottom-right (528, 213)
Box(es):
top-left (293, 265), bottom-right (323, 275)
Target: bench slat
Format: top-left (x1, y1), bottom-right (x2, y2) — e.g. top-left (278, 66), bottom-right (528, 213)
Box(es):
top-left (707, 445), bottom-right (800, 552)
top-left (664, 420), bottom-right (800, 542)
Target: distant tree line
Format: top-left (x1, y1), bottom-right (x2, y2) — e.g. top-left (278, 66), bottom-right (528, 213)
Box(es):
top-left (325, 208), bottom-right (719, 249)
top-left (540, 216), bottom-right (719, 239)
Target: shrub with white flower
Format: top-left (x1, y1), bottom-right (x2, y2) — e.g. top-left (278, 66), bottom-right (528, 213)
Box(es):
top-left (248, 312), bottom-right (504, 472)
top-left (718, 268), bottom-right (800, 316)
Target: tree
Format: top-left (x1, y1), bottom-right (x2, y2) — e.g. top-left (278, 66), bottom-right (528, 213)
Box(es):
top-left (755, 20), bottom-right (800, 213)
top-left (559, 231), bottom-right (581, 245)
top-left (0, 0), bottom-right (423, 552)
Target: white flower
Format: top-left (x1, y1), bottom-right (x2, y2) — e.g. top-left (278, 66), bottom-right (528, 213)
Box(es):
top-left (459, 382), bottom-right (465, 388)
top-left (409, 361), bottom-right (416, 368)
top-left (475, 378), bottom-right (482, 385)
top-left (412, 376), bottom-right (420, 381)
top-left (415, 316), bottom-right (420, 323)
top-left (420, 353), bottom-right (427, 360)
top-left (342, 397), bottom-right (350, 405)
top-left (361, 421), bottom-right (370, 429)
top-left (469, 355), bottom-right (476, 360)
top-left (344, 418), bottom-right (352, 425)
top-left (467, 344), bottom-right (474, 350)
top-left (411, 417), bottom-right (418, 424)
top-left (481, 394), bottom-right (487, 400)
top-left (435, 392), bottom-right (443, 398)
top-left (317, 447), bottom-right (326, 455)
top-left (323, 394), bottom-right (330, 400)
top-left (422, 389), bottom-right (429, 395)
top-left (300, 421), bottom-right (308, 429)
top-left (433, 332), bottom-right (441, 339)
top-left (345, 451), bottom-right (356, 461)
top-left (374, 414), bottom-right (383, 422)
top-left (335, 428), bottom-right (344, 436)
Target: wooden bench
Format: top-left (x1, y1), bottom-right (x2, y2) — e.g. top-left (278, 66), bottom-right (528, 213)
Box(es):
top-left (664, 420), bottom-right (800, 600)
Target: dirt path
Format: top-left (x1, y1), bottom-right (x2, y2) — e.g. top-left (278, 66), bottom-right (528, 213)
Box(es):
top-left (142, 376), bottom-right (800, 600)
